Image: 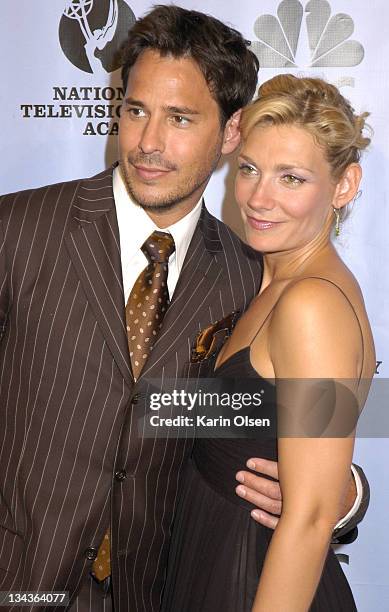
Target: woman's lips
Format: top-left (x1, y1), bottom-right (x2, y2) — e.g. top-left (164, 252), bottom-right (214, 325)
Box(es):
top-left (247, 216), bottom-right (282, 231)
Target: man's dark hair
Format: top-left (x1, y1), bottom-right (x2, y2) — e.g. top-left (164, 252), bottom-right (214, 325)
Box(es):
top-left (121, 5), bottom-right (259, 125)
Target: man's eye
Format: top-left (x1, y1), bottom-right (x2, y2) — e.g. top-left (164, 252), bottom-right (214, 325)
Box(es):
top-left (172, 115), bottom-right (190, 126)
top-left (282, 174), bottom-right (305, 186)
top-left (238, 163), bottom-right (257, 176)
top-left (127, 108), bottom-right (146, 118)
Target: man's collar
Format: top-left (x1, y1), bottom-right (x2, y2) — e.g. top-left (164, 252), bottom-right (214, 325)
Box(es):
top-left (113, 165), bottom-right (203, 267)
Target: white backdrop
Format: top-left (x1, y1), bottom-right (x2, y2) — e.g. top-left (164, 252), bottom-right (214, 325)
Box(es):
top-left (1, 1), bottom-right (388, 608)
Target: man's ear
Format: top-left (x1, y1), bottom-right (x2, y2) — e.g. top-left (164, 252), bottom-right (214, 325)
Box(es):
top-left (221, 109), bottom-right (242, 154)
top-left (333, 163), bottom-right (362, 210)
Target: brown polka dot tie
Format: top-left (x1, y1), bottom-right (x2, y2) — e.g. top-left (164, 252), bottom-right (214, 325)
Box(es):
top-left (126, 230), bottom-right (175, 380)
top-left (91, 232), bottom-right (175, 582)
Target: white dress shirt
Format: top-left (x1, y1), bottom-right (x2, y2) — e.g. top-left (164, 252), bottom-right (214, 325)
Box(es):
top-left (113, 165), bottom-right (202, 303)
top-left (112, 165), bottom-right (362, 530)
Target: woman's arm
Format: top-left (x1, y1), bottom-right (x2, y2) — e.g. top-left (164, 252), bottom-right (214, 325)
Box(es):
top-left (252, 278), bottom-right (364, 611)
top-left (235, 456), bottom-right (366, 542)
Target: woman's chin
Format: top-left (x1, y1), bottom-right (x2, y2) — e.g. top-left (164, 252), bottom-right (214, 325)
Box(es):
top-left (244, 233), bottom-right (274, 253)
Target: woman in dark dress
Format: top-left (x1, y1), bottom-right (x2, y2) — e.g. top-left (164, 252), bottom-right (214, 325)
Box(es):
top-left (162, 75), bottom-right (375, 611)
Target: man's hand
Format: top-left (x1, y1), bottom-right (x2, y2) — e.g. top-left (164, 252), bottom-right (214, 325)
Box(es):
top-left (235, 458), bottom-right (282, 529)
top-left (236, 458), bottom-right (358, 530)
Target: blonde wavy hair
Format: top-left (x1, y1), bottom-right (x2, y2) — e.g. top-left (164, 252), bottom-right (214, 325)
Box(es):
top-left (240, 74), bottom-right (371, 181)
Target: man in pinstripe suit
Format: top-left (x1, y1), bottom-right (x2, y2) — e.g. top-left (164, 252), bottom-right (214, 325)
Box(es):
top-left (0, 6), bottom-right (369, 612)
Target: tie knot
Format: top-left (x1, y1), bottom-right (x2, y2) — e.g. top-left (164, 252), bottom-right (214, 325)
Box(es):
top-left (142, 230), bottom-right (175, 264)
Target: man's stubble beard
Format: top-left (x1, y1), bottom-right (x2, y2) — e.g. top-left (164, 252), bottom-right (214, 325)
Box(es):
top-left (119, 139), bottom-right (223, 213)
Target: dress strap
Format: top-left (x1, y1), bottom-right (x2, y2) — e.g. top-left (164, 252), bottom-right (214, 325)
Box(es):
top-left (248, 292), bottom-right (285, 347)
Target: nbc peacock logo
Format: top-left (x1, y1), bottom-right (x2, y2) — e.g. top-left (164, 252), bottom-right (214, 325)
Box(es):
top-left (250, 0), bottom-right (364, 68)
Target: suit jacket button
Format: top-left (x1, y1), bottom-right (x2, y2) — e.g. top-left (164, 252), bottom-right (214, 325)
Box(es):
top-left (115, 469), bottom-right (127, 482)
top-left (85, 547), bottom-right (98, 561)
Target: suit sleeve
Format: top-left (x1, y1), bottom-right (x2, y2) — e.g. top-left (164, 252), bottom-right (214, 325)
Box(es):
top-left (331, 462), bottom-right (370, 544)
top-left (0, 218), bottom-right (9, 342)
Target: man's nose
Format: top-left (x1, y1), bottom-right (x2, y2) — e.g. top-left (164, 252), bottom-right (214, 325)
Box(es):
top-left (138, 117), bottom-right (165, 154)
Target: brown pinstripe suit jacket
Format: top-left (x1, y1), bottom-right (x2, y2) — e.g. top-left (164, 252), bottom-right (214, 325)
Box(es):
top-left (0, 166), bottom-right (264, 611)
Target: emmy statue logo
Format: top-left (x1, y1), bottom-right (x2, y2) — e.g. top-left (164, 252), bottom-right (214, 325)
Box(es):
top-left (59, 0), bottom-right (136, 74)
top-left (63, 0), bottom-right (118, 73)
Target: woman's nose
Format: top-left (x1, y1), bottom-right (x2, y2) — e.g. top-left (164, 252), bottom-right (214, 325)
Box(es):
top-left (247, 179), bottom-right (276, 211)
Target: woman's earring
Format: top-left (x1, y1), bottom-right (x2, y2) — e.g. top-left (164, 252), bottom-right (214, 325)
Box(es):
top-left (333, 207), bottom-right (341, 236)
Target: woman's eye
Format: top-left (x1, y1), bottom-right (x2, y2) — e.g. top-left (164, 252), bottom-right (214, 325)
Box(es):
top-left (238, 163), bottom-right (257, 176)
top-left (282, 174), bottom-right (305, 186)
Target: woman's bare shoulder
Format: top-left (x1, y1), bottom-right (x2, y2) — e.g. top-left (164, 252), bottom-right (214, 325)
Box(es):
top-left (269, 276), bottom-right (365, 379)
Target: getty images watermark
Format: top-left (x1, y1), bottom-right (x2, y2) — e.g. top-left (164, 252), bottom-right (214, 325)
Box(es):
top-left (148, 387), bottom-right (272, 431)
top-left (135, 377), bottom-right (385, 439)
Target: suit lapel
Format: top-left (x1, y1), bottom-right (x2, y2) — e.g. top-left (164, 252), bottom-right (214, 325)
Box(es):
top-left (65, 166), bottom-right (133, 387)
top-left (140, 205), bottom-right (223, 378)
